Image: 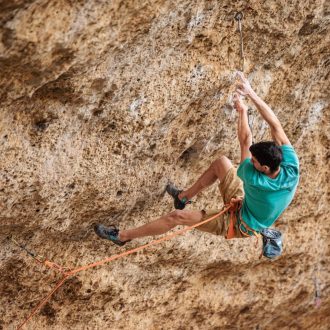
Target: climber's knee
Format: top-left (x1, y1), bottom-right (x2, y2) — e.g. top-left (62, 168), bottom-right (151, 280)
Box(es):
top-left (211, 156), bottom-right (232, 169)
top-left (166, 210), bottom-right (186, 226)
top-left (166, 210), bottom-right (203, 226)
top-left (211, 156), bottom-right (233, 181)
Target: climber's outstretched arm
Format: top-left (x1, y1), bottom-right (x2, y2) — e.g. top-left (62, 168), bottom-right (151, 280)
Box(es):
top-left (236, 72), bottom-right (291, 146)
top-left (233, 93), bottom-right (252, 162)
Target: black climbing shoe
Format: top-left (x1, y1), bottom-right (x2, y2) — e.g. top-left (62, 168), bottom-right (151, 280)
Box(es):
top-left (93, 224), bottom-right (128, 246)
top-left (166, 183), bottom-right (189, 210)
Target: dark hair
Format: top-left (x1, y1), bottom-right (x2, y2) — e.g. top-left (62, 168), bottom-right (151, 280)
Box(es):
top-left (249, 141), bottom-right (283, 172)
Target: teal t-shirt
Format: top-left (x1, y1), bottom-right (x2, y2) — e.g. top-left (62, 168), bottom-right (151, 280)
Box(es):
top-left (237, 145), bottom-right (299, 231)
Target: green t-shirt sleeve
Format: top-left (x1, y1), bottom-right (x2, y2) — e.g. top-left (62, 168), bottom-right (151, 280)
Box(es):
top-left (281, 145), bottom-right (299, 171)
top-left (237, 158), bottom-right (253, 181)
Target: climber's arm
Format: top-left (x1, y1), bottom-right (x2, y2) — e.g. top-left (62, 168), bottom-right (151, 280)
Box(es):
top-left (234, 93), bottom-right (252, 162)
top-left (236, 72), bottom-right (291, 146)
top-left (248, 91), bottom-right (291, 146)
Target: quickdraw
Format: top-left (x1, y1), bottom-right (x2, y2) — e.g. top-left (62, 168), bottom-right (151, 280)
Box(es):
top-left (234, 11), bottom-right (245, 72)
top-left (7, 235), bottom-right (69, 274)
top-left (235, 11), bottom-right (255, 140)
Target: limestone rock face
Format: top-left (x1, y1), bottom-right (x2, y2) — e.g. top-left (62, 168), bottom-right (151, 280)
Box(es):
top-left (0, 0), bottom-right (329, 329)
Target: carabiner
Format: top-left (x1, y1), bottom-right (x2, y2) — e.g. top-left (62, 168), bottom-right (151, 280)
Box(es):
top-left (234, 11), bottom-right (243, 21)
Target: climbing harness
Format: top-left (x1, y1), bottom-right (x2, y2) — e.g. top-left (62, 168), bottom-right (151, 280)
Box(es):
top-left (16, 205), bottom-right (233, 329)
top-left (225, 198), bottom-right (260, 249)
top-left (234, 11), bottom-right (245, 72)
top-left (225, 199), bottom-right (241, 239)
top-left (7, 235), bottom-right (69, 274)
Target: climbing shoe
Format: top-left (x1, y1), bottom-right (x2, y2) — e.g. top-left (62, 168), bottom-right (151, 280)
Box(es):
top-left (93, 224), bottom-right (128, 246)
top-left (166, 183), bottom-right (189, 210)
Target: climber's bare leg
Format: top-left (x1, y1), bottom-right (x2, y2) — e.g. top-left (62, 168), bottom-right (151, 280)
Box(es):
top-left (178, 156), bottom-right (233, 201)
top-left (118, 157), bottom-right (232, 242)
top-left (119, 210), bottom-right (203, 241)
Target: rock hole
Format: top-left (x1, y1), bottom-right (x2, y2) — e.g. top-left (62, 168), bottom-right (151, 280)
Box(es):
top-left (91, 78), bottom-right (106, 91)
top-left (92, 108), bottom-right (103, 116)
top-left (33, 119), bottom-right (48, 131)
top-left (102, 122), bottom-right (116, 133)
top-left (40, 302), bottom-right (56, 318)
top-left (298, 22), bottom-right (319, 36)
top-left (240, 306), bottom-right (250, 314)
top-left (179, 146), bottom-right (197, 163)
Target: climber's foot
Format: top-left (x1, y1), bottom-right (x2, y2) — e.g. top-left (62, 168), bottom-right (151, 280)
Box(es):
top-left (166, 183), bottom-right (190, 210)
top-left (93, 224), bottom-right (129, 246)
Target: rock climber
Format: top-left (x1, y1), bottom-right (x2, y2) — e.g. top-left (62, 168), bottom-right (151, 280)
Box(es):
top-left (94, 72), bottom-right (299, 245)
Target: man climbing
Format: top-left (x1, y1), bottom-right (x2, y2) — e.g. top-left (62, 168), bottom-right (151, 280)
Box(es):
top-left (94, 72), bottom-right (299, 245)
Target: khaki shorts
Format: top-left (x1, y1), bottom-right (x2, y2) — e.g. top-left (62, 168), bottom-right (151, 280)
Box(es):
top-left (197, 167), bottom-right (246, 238)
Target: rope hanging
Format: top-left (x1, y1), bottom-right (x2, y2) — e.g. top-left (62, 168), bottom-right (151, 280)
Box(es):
top-left (234, 11), bottom-right (245, 72)
top-left (234, 11), bottom-right (254, 141)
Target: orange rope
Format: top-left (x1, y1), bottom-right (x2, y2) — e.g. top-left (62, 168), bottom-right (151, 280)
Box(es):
top-left (66, 205), bottom-right (231, 276)
top-left (17, 205), bottom-right (233, 329)
top-left (17, 275), bottom-right (70, 330)
top-left (44, 260), bottom-right (71, 274)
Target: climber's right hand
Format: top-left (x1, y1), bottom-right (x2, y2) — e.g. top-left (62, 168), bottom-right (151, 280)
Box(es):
top-left (235, 71), bottom-right (253, 96)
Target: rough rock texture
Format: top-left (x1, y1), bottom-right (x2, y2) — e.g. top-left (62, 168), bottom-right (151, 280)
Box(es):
top-left (0, 0), bottom-right (329, 329)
